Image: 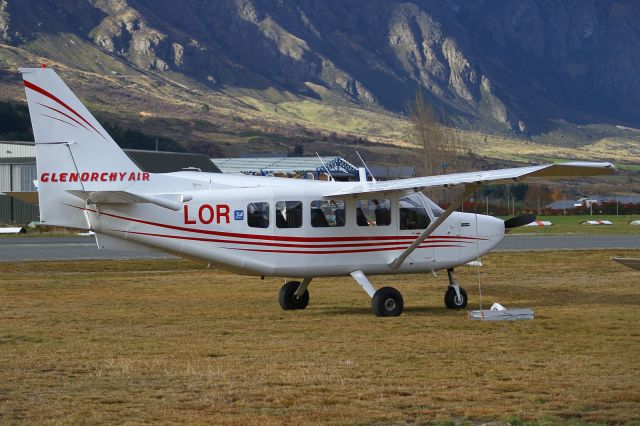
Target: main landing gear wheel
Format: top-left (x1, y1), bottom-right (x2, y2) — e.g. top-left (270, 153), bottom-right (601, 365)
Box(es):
top-left (444, 286), bottom-right (468, 309)
top-left (372, 286), bottom-right (404, 317)
top-left (279, 281), bottom-right (309, 310)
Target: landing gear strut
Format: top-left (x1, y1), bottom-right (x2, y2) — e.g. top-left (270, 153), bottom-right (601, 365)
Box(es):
top-left (444, 268), bottom-right (468, 309)
top-left (279, 278), bottom-right (311, 310)
top-left (351, 270), bottom-right (403, 317)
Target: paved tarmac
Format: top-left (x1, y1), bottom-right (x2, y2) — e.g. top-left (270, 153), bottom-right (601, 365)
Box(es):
top-left (0, 234), bottom-right (638, 262)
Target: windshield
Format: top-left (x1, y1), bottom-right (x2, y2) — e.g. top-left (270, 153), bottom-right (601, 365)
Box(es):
top-left (424, 195), bottom-right (444, 217)
top-left (403, 192), bottom-right (443, 217)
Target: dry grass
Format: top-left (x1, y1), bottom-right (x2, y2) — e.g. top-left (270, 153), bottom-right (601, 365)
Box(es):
top-left (1, 251), bottom-right (639, 425)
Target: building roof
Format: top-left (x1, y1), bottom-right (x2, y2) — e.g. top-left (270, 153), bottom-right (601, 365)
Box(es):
top-left (0, 142), bottom-right (221, 173)
top-left (546, 195), bottom-right (640, 209)
top-left (368, 166), bottom-right (415, 179)
top-left (211, 156), bottom-right (360, 177)
top-left (124, 149), bottom-right (220, 173)
top-left (545, 200), bottom-right (578, 210)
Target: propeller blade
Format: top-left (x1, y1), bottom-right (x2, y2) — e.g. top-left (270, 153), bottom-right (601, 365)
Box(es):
top-left (504, 213), bottom-right (537, 229)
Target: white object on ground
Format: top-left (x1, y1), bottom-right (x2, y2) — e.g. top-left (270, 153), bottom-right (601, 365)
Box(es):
top-left (469, 308), bottom-right (534, 321)
top-left (629, 220), bottom-right (640, 225)
top-left (465, 260), bottom-right (483, 267)
top-left (580, 220), bottom-right (613, 225)
top-left (0, 227), bottom-right (26, 234)
top-left (491, 303), bottom-right (506, 311)
top-left (524, 220), bottom-right (552, 226)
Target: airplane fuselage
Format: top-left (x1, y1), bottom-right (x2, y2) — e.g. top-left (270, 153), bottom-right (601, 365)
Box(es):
top-left (81, 171), bottom-right (505, 277)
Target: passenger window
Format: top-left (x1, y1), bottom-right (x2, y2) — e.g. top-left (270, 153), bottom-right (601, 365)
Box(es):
top-left (247, 202), bottom-right (269, 228)
top-left (310, 200), bottom-right (345, 227)
top-left (399, 195), bottom-right (432, 230)
top-left (355, 199), bottom-right (391, 227)
top-left (276, 201), bottom-right (303, 228)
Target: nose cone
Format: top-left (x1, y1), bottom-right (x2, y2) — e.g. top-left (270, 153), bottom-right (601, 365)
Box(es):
top-left (485, 215), bottom-right (506, 238)
top-left (458, 213), bottom-right (505, 260)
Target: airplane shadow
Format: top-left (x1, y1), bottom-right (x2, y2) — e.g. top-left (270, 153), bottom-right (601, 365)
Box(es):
top-left (322, 305), bottom-right (451, 316)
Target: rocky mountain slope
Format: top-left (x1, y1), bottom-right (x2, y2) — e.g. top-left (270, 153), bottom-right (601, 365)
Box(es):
top-left (0, 0), bottom-right (638, 147)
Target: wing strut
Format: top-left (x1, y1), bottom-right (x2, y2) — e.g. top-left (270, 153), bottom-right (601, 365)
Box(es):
top-left (389, 184), bottom-right (480, 269)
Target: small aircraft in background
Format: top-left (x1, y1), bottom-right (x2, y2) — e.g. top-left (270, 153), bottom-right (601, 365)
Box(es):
top-left (17, 67), bottom-right (616, 316)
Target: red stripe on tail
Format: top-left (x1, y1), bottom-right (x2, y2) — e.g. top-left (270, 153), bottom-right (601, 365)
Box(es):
top-left (24, 80), bottom-right (106, 140)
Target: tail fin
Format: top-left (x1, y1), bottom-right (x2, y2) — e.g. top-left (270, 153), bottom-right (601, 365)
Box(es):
top-left (20, 67), bottom-right (142, 229)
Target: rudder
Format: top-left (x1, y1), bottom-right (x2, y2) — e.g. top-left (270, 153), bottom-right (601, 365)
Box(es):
top-left (20, 67), bottom-right (141, 229)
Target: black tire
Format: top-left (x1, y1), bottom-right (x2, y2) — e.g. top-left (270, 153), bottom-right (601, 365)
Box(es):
top-left (371, 286), bottom-right (404, 317)
top-left (278, 281), bottom-right (309, 310)
top-left (444, 286), bottom-right (468, 309)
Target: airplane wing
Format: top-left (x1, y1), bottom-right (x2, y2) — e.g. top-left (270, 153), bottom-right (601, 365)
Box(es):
top-left (324, 162), bottom-right (615, 197)
top-left (322, 161), bottom-right (616, 269)
top-left (66, 190), bottom-right (192, 211)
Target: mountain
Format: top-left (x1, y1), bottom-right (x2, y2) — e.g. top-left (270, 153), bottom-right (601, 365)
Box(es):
top-left (0, 0), bottom-right (639, 162)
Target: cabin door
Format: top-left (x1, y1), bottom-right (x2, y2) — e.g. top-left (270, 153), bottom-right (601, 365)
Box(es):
top-left (397, 194), bottom-right (435, 264)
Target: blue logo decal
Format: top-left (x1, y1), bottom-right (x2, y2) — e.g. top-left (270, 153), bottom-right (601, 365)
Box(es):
top-left (234, 210), bottom-right (244, 221)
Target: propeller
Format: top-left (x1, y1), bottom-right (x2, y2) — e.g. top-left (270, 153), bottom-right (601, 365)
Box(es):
top-left (504, 213), bottom-right (537, 230)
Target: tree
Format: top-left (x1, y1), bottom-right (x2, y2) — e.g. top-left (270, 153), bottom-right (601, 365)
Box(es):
top-left (406, 90), bottom-right (472, 204)
top-left (406, 90), bottom-right (464, 176)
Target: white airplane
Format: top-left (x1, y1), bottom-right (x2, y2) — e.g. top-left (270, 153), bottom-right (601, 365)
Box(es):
top-left (18, 67), bottom-right (615, 316)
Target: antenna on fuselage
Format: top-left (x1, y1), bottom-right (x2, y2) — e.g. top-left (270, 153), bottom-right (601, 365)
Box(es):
top-left (316, 152), bottom-right (335, 182)
top-left (355, 150), bottom-right (377, 183)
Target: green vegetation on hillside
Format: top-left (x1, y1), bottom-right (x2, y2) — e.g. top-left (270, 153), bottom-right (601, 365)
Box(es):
top-left (0, 101), bottom-right (33, 141)
top-left (0, 100), bottom-right (184, 152)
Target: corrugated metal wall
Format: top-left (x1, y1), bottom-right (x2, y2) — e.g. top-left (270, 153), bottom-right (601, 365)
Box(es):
top-left (0, 163), bottom-right (39, 225)
top-left (0, 195), bottom-right (39, 224)
top-left (0, 163), bottom-right (37, 192)
top-left (0, 142), bottom-right (36, 159)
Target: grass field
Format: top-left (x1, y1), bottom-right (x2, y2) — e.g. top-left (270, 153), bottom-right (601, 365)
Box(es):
top-left (1, 250), bottom-right (639, 424)
top-left (508, 215), bottom-right (640, 235)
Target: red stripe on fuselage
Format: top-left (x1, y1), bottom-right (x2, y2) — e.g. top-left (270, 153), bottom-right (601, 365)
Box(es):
top-left (110, 229), bottom-right (461, 254)
top-left (24, 80), bottom-right (106, 139)
top-left (227, 245), bottom-right (460, 255)
top-left (66, 204), bottom-right (488, 244)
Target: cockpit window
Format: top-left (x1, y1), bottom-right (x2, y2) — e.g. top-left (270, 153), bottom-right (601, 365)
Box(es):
top-left (425, 197), bottom-right (444, 217)
top-left (399, 194), bottom-right (432, 230)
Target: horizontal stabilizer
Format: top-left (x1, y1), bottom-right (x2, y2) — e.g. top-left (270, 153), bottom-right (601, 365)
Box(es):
top-left (67, 190), bottom-right (192, 211)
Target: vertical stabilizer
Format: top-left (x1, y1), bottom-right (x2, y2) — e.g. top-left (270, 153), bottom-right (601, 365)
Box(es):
top-left (20, 67), bottom-right (141, 228)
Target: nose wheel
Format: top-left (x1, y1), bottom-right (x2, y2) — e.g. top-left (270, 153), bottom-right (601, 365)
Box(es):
top-left (444, 268), bottom-right (468, 309)
top-left (444, 286), bottom-right (468, 309)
